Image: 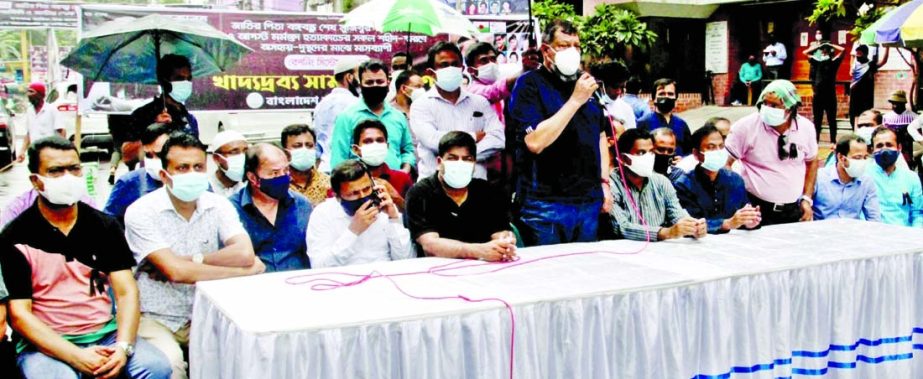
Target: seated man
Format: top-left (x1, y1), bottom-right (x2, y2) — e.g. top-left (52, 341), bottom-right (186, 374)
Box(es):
top-left (351, 119), bottom-right (413, 207)
top-left (306, 160), bottom-right (413, 268)
top-left (104, 123), bottom-right (170, 221)
top-left (608, 128), bottom-right (706, 241)
top-left (1, 137), bottom-right (170, 379)
top-left (675, 117), bottom-right (733, 174)
top-left (0, 264), bottom-right (21, 379)
top-left (231, 143), bottom-right (312, 272)
top-left (674, 125), bottom-right (761, 234)
top-left (208, 130), bottom-right (249, 197)
top-left (406, 132), bottom-right (516, 261)
top-left (868, 127), bottom-right (923, 227)
top-left (125, 133), bottom-right (264, 379)
top-left (651, 127), bottom-right (679, 177)
top-left (813, 134), bottom-right (880, 221)
top-left (855, 109), bottom-right (882, 144)
top-left (282, 124), bottom-right (332, 206)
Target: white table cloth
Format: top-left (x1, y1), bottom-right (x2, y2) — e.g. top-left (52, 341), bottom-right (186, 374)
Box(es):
top-left (190, 220), bottom-right (923, 378)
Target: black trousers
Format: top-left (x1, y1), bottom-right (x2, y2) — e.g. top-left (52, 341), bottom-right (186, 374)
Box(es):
top-left (0, 338), bottom-right (22, 379)
top-left (748, 193), bottom-right (804, 226)
top-left (813, 89), bottom-right (838, 143)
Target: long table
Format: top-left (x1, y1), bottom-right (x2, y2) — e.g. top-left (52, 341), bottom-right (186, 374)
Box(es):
top-left (190, 219), bottom-right (923, 378)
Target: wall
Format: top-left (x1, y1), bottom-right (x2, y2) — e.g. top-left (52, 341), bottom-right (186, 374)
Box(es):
top-left (874, 70), bottom-right (915, 110)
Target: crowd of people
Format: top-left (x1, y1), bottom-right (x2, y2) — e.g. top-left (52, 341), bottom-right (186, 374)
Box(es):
top-left (0, 18), bottom-right (921, 379)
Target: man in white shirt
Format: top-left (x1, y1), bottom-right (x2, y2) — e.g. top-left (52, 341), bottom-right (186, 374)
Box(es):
top-left (410, 41), bottom-right (505, 180)
top-left (306, 159), bottom-right (412, 268)
top-left (762, 33), bottom-right (788, 79)
top-left (17, 83), bottom-right (65, 162)
top-left (207, 130), bottom-right (249, 197)
top-left (124, 133), bottom-right (263, 379)
top-left (313, 55), bottom-right (368, 172)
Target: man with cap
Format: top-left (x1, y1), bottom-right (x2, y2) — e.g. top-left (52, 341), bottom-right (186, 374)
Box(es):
top-left (17, 83), bottom-right (65, 162)
top-left (208, 130), bottom-right (249, 197)
top-left (725, 80), bottom-right (819, 225)
top-left (883, 89), bottom-right (918, 168)
top-left (313, 55), bottom-right (368, 173)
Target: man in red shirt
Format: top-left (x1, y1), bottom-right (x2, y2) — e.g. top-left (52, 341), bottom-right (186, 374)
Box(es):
top-left (350, 119), bottom-right (413, 210)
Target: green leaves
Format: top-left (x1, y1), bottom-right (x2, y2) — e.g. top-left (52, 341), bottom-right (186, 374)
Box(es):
top-left (531, 0), bottom-right (657, 61)
top-left (807, 0), bottom-right (847, 25)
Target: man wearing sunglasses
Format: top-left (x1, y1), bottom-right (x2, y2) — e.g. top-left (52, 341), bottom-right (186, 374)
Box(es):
top-left (725, 80), bottom-right (819, 225)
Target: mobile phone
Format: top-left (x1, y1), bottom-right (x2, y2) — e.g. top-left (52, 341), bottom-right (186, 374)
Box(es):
top-left (365, 169), bottom-right (382, 207)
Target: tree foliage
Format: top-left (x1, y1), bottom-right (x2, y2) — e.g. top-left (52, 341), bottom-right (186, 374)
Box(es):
top-left (531, 0), bottom-right (657, 61)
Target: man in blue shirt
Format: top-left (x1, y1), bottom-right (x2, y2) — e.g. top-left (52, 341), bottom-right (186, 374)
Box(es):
top-left (868, 127), bottom-right (923, 227)
top-left (813, 134), bottom-right (880, 221)
top-left (673, 125), bottom-right (761, 234)
top-left (621, 76), bottom-right (651, 120)
top-left (230, 143), bottom-right (312, 272)
top-left (637, 78), bottom-right (693, 156)
top-left (104, 123), bottom-right (170, 221)
top-left (509, 19), bottom-right (611, 246)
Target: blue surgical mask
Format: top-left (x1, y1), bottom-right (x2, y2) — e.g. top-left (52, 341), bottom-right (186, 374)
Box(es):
top-left (760, 105), bottom-right (787, 127)
top-left (701, 149), bottom-right (730, 172)
top-left (258, 174), bottom-right (291, 201)
top-left (340, 193), bottom-right (378, 216)
top-left (289, 148), bottom-right (317, 172)
top-left (217, 153), bottom-right (245, 182)
top-left (874, 149), bottom-right (900, 169)
top-left (170, 80), bottom-right (193, 104)
top-left (166, 172), bottom-right (209, 202)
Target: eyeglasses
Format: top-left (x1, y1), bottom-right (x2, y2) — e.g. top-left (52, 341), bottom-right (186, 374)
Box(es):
top-left (857, 123), bottom-right (874, 128)
top-left (778, 135), bottom-right (798, 160)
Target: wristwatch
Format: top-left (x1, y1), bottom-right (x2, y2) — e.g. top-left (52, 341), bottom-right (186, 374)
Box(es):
top-left (800, 195), bottom-right (814, 206)
top-left (116, 341), bottom-right (135, 357)
top-left (192, 253), bottom-right (205, 264)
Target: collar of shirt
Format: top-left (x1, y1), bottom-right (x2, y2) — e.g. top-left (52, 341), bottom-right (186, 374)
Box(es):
top-left (425, 88), bottom-right (473, 104)
top-left (823, 164), bottom-right (861, 186)
top-left (151, 186), bottom-right (220, 217)
top-left (356, 99), bottom-right (396, 118)
top-left (238, 185), bottom-right (295, 211)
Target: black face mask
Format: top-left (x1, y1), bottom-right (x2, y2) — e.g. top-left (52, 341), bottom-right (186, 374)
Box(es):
top-left (654, 97), bottom-right (676, 114)
top-left (654, 153), bottom-right (673, 175)
top-left (747, 58), bottom-right (757, 64)
top-left (361, 85), bottom-right (388, 107)
top-left (857, 56), bottom-right (869, 64)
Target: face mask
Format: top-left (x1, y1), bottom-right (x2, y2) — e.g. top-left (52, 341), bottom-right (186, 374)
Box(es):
top-left (361, 85), bottom-right (388, 106)
top-left (552, 47), bottom-right (581, 78)
top-left (815, 54), bottom-right (830, 62)
top-left (258, 174), bottom-right (291, 201)
top-left (701, 149), bottom-right (730, 172)
top-left (217, 153), bottom-right (245, 182)
top-left (874, 149), bottom-right (900, 169)
top-left (747, 58), bottom-right (757, 64)
top-left (37, 173), bottom-right (86, 206)
top-left (407, 87), bottom-right (425, 102)
top-left (476, 63), bottom-right (499, 83)
top-left (844, 158), bottom-right (869, 178)
top-left (359, 143), bottom-right (389, 167)
top-left (654, 97), bottom-right (676, 114)
top-left (289, 147), bottom-right (317, 172)
top-left (166, 172), bottom-right (209, 202)
top-left (441, 160), bottom-right (475, 189)
top-left (169, 80), bottom-right (193, 104)
top-left (857, 56), bottom-right (869, 64)
top-left (625, 153), bottom-right (655, 177)
top-left (340, 193), bottom-right (379, 216)
top-left (760, 106), bottom-right (788, 127)
top-left (653, 153), bottom-right (673, 175)
top-left (435, 66), bottom-right (464, 92)
top-left (144, 157), bottom-right (163, 181)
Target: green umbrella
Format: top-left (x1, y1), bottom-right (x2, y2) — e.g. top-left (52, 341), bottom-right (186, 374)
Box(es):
top-left (342, 0), bottom-right (478, 55)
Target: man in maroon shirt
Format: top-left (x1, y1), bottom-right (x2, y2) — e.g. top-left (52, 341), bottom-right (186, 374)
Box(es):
top-left (350, 119), bottom-right (413, 210)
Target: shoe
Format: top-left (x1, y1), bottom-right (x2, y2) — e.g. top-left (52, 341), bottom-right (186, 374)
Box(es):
top-left (108, 173), bottom-right (115, 185)
top-left (731, 101), bottom-right (741, 106)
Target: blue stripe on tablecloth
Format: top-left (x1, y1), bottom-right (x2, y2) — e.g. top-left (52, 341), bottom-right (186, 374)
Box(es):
top-left (690, 328), bottom-right (923, 379)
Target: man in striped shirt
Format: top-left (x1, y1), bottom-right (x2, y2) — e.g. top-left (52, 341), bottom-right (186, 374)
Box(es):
top-left (607, 128), bottom-right (707, 241)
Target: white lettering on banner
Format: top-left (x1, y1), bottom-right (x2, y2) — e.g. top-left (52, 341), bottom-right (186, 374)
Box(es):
top-left (409, 35), bottom-right (428, 43)
top-left (318, 24), bottom-right (338, 33)
top-left (330, 45), bottom-right (353, 53)
top-left (270, 33), bottom-right (301, 42)
top-left (286, 23), bottom-right (317, 33)
top-left (352, 34), bottom-right (377, 43)
top-left (378, 34), bottom-right (401, 44)
top-left (285, 54), bottom-right (367, 71)
top-left (260, 43), bottom-right (294, 52)
top-left (236, 31), bottom-right (270, 41)
top-left (263, 20), bottom-right (284, 31)
top-left (265, 96), bottom-right (321, 107)
top-left (354, 44), bottom-right (393, 53)
top-left (296, 44), bottom-right (330, 54)
top-left (230, 19), bottom-right (262, 30)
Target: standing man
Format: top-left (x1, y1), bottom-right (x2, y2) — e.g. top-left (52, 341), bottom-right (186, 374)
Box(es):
top-left (465, 41), bottom-right (522, 122)
top-left (230, 144), bottom-right (312, 272)
top-left (2, 137), bottom-right (171, 379)
top-left (725, 80), bottom-right (819, 225)
top-left (621, 76), bottom-right (651, 120)
top-left (591, 61), bottom-right (636, 131)
top-left (306, 160), bottom-right (412, 268)
top-left (762, 33), bottom-right (788, 80)
top-left (411, 41), bottom-right (505, 180)
top-left (521, 47), bottom-right (542, 72)
top-left (16, 83), bottom-right (65, 162)
top-left (868, 127), bottom-right (923, 227)
top-left (129, 54), bottom-right (199, 139)
top-left (124, 133), bottom-right (263, 379)
top-left (313, 56), bottom-right (366, 173)
top-left (812, 134), bottom-right (880, 221)
top-left (804, 41), bottom-right (845, 143)
top-left (281, 124), bottom-right (332, 206)
top-left (734, 54), bottom-right (763, 106)
top-left (509, 19), bottom-right (612, 246)
top-left (850, 45), bottom-right (889, 127)
top-left (389, 70), bottom-right (424, 118)
top-left (207, 130), bottom-right (249, 197)
top-left (104, 124), bottom-right (170, 221)
top-left (330, 59), bottom-right (416, 174)
top-left (882, 90), bottom-right (918, 168)
top-left (637, 78), bottom-right (693, 156)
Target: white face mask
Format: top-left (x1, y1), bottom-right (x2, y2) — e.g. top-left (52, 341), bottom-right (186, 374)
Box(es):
top-left (553, 47), bottom-right (581, 77)
top-left (625, 152), bottom-right (655, 177)
top-left (441, 160), bottom-right (475, 189)
top-left (37, 173), bottom-right (87, 206)
top-left (169, 80), bottom-right (193, 104)
top-left (476, 63), bottom-right (499, 83)
top-left (844, 158), bottom-right (869, 178)
top-left (144, 157), bottom-right (163, 181)
top-left (760, 106), bottom-right (787, 127)
top-left (435, 66), bottom-right (464, 92)
top-left (407, 87), bottom-right (425, 102)
top-left (701, 149), bottom-right (730, 172)
top-left (217, 153), bottom-right (246, 182)
top-left (289, 147), bottom-right (317, 172)
top-left (359, 143), bottom-right (389, 167)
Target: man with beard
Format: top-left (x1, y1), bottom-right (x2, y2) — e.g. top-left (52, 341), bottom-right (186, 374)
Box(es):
top-left (313, 55), bottom-right (367, 172)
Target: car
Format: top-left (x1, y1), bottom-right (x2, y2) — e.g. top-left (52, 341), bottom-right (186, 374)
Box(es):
top-left (45, 82), bottom-right (112, 156)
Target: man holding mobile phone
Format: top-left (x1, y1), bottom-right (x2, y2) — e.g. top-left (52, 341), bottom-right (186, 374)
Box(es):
top-left (306, 160), bottom-right (414, 268)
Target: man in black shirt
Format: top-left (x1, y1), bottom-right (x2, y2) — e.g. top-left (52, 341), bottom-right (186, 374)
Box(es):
top-left (405, 131), bottom-right (516, 262)
top-left (130, 54), bottom-right (199, 140)
top-left (805, 39), bottom-right (845, 143)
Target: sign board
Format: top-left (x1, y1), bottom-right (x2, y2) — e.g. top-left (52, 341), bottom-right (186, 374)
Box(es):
top-left (704, 21), bottom-right (728, 74)
top-left (0, 1), bottom-right (78, 29)
top-left (77, 5), bottom-right (532, 112)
